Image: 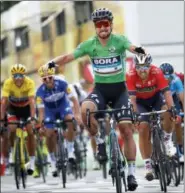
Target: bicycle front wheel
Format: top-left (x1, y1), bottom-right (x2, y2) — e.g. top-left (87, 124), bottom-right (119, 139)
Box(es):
top-left (36, 147), bottom-right (46, 183)
top-left (102, 162), bottom-right (107, 179)
top-left (110, 133), bottom-right (122, 193)
top-left (153, 130), bottom-right (167, 192)
top-left (57, 134), bottom-right (67, 188)
top-left (14, 138), bottom-right (21, 189)
top-left (170, 155), bottom-right (180, 186)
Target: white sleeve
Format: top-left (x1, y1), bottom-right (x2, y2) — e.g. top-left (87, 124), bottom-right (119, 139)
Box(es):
top-left (68, 84), bottom-right (78, 99)
top-left (79, 89), bottom-right (88, 102)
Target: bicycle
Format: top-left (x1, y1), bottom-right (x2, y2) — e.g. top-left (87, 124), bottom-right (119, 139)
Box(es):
top-left (73, 125), bottom-right (88, 179)
top-left (33, 125), bottom-right (48, 183)
top-left (138, 109), bottom-right (179, 192)
top-left (44, 118), bottom-right (77, 188)
top-left (0, 119), bottom-right (30, 189)
top-left (87, 106), bottom-right (134, 193)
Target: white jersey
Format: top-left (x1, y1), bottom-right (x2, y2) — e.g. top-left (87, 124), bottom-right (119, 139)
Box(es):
top-left (72, 83), bottom-right (88, 103)
top-left (54, 75), bottom-right (87, 107)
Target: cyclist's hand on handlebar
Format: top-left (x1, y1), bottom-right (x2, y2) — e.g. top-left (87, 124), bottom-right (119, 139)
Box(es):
top-left (170, 106), bottom-right (177, 117)
top-left (175, 115), bottom-right (182, 124)
top-left (35, 123), bottom-right (46, 134)
top-left (27, 117), bottom-right (38, 127)
top-left (169, 106), bottom-right (181, 123)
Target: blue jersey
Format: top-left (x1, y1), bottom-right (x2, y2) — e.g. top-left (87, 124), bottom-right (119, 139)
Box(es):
top-left (36, 76), bottom-right (72, 109)
top-left (169, 74), bottom-right (184, 96)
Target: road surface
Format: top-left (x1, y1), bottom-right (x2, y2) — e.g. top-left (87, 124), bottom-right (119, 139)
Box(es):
top-left (1, 167), bottom-right (184, 193)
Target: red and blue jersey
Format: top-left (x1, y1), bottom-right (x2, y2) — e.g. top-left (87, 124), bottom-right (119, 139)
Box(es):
top-left (126, 65), bottom-right (169, 99)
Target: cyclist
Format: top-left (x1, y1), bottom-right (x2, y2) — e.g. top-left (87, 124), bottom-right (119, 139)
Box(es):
top-left (160, 63), bottom-right (184, 162)
top-left (69, 81), bottom-right (101, 170)
top-left (36, 65), bottom-right (81, 177)
top-left (1, 64), bottom-right (36, 175)
top-left (44, 8), bottom-right (148, 190)
top-left (71, 82), bottom-right (101, 170)
top-left (175, 72), bottom-right (184, 86)
top-left (126, 54), bottom-right (178, 181)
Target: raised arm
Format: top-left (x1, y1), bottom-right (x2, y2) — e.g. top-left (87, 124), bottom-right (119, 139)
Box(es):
top-left (52, 53), bottom-right (75, 66)
top-left (48, 40), bottom-right (88, 68)
top-left (121, 35), bottom-right (146, 54)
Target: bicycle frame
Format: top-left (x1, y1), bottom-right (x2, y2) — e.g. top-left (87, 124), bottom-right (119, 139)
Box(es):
top-left (139, 109), bottom-right (171, 192)
top-left (109, 115), bottom-right (123, 169)
top-left (14, 127), bottom-right (28, 169)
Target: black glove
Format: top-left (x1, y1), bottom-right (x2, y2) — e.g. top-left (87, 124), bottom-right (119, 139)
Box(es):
top-left (134, 47), bottom-right (146, 54)
top-left (48, 61), bottom-right (56, 69)
top-left (0, 119), bottom-right (7, 135)
top-left (170, 106), bottom-right (177, 118)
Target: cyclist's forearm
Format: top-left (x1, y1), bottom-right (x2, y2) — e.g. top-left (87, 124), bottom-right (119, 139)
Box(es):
top-left (1, 98), bottom-right (8, 120)
top-left (38, 107), bottom-right (44, 124)
top-left (128, 45), bottom-right (137, 54)
top-left (29, 97), bottom-right (36, 118)
top-left (71, 97), bottom-right (80, 115)
top-left (163, 91), bottom-right (174, 109)
top-left (52, 53), bottom-right (75, 66)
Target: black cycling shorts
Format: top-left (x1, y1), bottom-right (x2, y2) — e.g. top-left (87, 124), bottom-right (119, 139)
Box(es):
top-left (136, 92), bottom-right (165, 122)
top-left (83, 82), bottom-right (131, 122)
top-left (8, 104), bottom-right (31, 121)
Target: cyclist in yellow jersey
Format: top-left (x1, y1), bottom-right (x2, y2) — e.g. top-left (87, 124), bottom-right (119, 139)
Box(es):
top-left (1, 64), bottom-right (36, 175)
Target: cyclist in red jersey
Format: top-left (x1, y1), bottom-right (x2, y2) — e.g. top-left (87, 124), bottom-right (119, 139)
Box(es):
top-left (126, 54), bottom-right (177, 181)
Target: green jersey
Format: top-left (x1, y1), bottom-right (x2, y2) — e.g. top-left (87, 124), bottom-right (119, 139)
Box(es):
top-left (73, 34), bottom-right (132, 83)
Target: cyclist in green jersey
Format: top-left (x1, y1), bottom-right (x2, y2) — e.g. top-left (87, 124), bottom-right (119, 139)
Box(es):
top-left (46, 8), bottom-right (146, 191)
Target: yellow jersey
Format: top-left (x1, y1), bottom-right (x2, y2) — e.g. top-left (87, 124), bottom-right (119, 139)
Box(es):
top-left (2, 76), bottom-right (35, 107)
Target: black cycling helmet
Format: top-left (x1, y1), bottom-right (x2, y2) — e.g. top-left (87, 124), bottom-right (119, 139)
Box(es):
top-left (91, 8), bottom-right (113, 22)
top-left (134, 54), bottom-right (152, 66)
top-left (160, 63), bottom-right (174, 75)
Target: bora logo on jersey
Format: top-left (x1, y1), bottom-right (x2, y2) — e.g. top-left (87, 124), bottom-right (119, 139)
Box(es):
top-left (92, 55), bottom-right (121, 66)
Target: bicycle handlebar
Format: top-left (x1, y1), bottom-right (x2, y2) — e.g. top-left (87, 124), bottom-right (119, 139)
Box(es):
top-left (138, 109), bottom-right (170, 116)
top-left (87, 107), bottom-right (131, 116)
top-left (0, 119), bottom-right (32, 134)
top-left (86, 106), bottom-right (134, 128)
top-left (42, 118), bottom-right (77, 131)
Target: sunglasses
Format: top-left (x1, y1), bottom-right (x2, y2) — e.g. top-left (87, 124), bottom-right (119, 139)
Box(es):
top-left (164, 74), bottom-right (173, 80)
top-left (95, 20), bottom-right (111, 28)
top-left (13, 74), bottom-right (24, 79)
top-left (42, 76), bottom-right (53, 82)
top-left (136, 65), bottom-right (150, 70)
